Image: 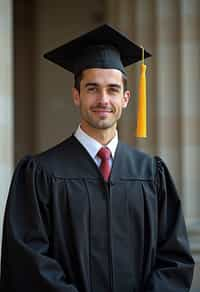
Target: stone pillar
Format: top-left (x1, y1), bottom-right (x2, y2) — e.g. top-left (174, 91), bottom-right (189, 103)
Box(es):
top-left (14, 0), bottom-right (36, 162)
top-left (0, 0), bottom-right (13, 245)
top-left (180, 0), bottom-right (200, 266)
top-left (155, 0), bottom-right (182, 193)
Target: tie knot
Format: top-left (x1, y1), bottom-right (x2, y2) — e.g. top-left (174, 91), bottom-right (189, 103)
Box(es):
top-left (97, 147), bottom-right (111, 160)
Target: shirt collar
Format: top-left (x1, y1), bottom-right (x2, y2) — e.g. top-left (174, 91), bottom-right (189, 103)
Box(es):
top-left (74, 125), bottom-right (118, 160)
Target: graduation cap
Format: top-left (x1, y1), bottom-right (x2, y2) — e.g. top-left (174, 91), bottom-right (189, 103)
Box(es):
top-left (44, 24), bottom-right (152, 137)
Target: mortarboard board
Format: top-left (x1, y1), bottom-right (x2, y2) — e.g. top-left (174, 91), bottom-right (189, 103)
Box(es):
top-left (44, 24), bottom-right (152, 137)
top-left (43, 24), bottom-right (151, 75)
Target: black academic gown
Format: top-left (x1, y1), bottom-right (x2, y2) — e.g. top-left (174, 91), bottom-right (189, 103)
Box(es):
top-left (0, 135), bottom-right (194, 292)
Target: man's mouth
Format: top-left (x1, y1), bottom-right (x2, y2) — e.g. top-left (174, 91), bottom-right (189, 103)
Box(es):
top-left (92, 107), bottom-right (113, 113)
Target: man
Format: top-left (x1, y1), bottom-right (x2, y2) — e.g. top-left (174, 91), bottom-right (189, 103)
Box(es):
top-left (0, 24), bottom-right (194, 291)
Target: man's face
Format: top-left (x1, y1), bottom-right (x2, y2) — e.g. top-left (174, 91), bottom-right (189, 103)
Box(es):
top-left (72, 68), bottom-right (130, 133)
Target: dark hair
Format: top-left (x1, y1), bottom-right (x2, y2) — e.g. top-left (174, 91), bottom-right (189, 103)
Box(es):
top-left (74, 72), bottom-right (83, 92)
top-left (74, 70), bottom-right (128, 92)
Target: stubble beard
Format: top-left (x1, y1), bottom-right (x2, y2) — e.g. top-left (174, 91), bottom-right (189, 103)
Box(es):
top-left (81, 110), bottom-right (119, 130)
top-left (86, 114), bottom-right (116, 130)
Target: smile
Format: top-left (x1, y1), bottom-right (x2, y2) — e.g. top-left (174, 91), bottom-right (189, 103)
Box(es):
top-left (92, 108), bottom-right (113, 113)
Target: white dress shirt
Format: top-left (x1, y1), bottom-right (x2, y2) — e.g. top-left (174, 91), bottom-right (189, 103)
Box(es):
top-left (74, 125), bottom-right (118, 168)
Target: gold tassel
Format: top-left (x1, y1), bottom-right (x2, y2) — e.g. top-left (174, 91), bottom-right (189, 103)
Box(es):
top-left (136, 47), bottom-right (147, 138)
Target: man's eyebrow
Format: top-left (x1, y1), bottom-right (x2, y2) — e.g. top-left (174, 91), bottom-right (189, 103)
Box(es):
top-left (85, 82), bottom-right (99, 87)
top-left (108, 84), bottom-right (122, 88)
top-left (84, 82), bottom-right (122, 89)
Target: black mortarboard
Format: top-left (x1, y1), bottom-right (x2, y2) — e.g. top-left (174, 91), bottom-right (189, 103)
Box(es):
top-left (43, 24), bottom-right (151, 76)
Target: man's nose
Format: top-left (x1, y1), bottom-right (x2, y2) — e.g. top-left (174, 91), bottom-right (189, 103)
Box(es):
top-left (98, 89), bottom-right (109, 103)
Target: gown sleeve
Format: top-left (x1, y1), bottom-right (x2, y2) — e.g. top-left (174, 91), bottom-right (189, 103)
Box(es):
top-left (0, 156), bottom-right (79, 292)
top-left (144, 156), bottom-right (194, 291)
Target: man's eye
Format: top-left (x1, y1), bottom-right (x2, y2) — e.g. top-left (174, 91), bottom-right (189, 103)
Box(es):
top-left (87, 87), bottom-right (97, 92)
top-left (109, 87), bottom-right (120, 93)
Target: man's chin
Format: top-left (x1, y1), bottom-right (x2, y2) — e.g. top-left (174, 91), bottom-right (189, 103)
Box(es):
top-left (91, 121), bottom-right (116, 130)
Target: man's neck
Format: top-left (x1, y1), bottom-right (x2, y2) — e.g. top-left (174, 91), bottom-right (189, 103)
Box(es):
top-left (80, 124), bottom-right (116, 145)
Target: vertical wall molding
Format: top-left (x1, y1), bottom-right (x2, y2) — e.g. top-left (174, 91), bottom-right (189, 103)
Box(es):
top-left (0, 0), bottom-right (13, 249)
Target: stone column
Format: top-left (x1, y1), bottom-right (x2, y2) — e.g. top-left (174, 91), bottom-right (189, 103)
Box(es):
top-left (180, 0), bottom-right (200, 264)
top-left (155, 0), bottom-right (182, 193)
top-left (0, 0), bottom-right (13, 246)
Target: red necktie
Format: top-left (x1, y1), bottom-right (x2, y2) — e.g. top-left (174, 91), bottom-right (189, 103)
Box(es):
top-left (97, 147), bottom-right (111, 181)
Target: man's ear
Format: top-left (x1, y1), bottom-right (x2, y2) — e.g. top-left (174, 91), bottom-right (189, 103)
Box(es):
top-left (122, 90), bottom-right (131, 108)
top-left (72, 87), bottom-right (80, 107)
